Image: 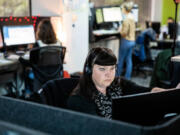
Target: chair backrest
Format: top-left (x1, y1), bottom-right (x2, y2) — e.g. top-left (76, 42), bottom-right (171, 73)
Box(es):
top-left (30, 46), bottom-right (66, 66)
top-left (29, 46), bottom-right (66, 91)
top-left (150, 49), bottom-right (172, 88)
top-left (34, 78), bottom-right (79, 108)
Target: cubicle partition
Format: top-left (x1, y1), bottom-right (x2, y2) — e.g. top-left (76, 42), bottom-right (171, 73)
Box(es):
top-left (0, 96), bottom-right (142, 135)
top-left (0, 95), bottom-right (180, 135)
top-left (0, 120), bottom-right (48, 135)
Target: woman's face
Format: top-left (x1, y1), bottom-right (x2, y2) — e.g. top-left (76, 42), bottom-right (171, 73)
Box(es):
top-left (92, 64), bottom-right (116, 91)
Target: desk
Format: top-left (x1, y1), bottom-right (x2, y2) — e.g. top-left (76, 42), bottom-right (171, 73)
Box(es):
top-left (0, 54), bottom-right (23, 96)
top-left (171, 55), bottom-right (180, 88)
top-left (150, 39), bottom-right (180, 49)
top-left (92, 29), bottom-right (120, 42)
top-left (93, 28), bottom-right (141, 36)
top-left (93, 29), bottom-right (119, 36)
top-left (171, 55), bottom-right (180, 62)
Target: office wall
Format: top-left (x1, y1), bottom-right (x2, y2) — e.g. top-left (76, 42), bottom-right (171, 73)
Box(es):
top-left (162, 0), bottom-right (180, 25)
top-left (62, 0), bottom-right (89, 73)
top-left (151, 0), bottom-right (180, 25)
top-left (134, 0), bottom-right (152, 28)
top-left (31, 0), bottom-right (63, 16)
top-left (151, 0), bottom-right (162, 22)
top-left (31, 0), bottom-right (89, 74)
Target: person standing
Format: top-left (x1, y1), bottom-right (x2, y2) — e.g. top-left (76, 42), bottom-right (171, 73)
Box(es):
top-left (117, 1), bottom-right (135, 80)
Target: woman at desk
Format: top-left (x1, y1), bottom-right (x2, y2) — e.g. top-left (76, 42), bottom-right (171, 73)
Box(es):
top-left (28, 19), bottom-right (62, 49)
top-left (67, 47), bottom-right (173, 119)
top-left (117, 1), bottom-right (135, 80)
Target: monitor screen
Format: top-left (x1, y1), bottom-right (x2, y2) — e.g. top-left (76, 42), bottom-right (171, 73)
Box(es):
top-left (168, 23), bottom-right (178, 39)
top-left (95, 8), bottom-right (104, 24)
top-left (131, 7), bottom-right (139, 22)
top-left (151, 22), bottom-right (161, 34)
top-left (112, 89), bottom-right (180, 126)
top-left (2, 25), bottom-right (36, 46)
top-left (102, 7), bottom-right (122, 22)
top-left (0, 30), bottom-right (3, 49)
top-left (177, 23), bottom-right (180, 41)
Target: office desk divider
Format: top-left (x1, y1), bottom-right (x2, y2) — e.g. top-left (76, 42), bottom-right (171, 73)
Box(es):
top-left (0, 120), bottom-right (49, 135)
top-left (0, 96), bottom-right (180, 135)
top-left (0, 96), bottom-right (142, 135)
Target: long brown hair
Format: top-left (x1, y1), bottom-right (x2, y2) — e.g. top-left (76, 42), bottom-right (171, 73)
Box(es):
top-left (36, 19), bottom-right (57, 44)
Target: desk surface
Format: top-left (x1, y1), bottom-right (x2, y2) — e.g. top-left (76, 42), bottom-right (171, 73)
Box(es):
top-left (0, 52), bottom-right (29, 71)
top-left (150, 39), bottom-right (180, 49)
top-left (171, 55), bottom-right (180, 62)
top-left (93, 28), bottom-right (141, 36)
top-left (93, 29), bottom-right (119, 36)
top-left (0, 57), bottom-right (19, 72)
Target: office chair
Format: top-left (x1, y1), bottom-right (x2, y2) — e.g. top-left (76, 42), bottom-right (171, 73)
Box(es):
top-left (29, 46), bottom-right (66, 92)
top-left (133, 34), bottom-right (154, 78)
top-left (29, 78), bottom-right (79, 109)
top-left (150, 49), bottom-right (173, 89)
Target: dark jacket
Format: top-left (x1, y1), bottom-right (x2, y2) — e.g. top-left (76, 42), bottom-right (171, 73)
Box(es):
top-left (150, 49), bottom-right (172, 88)
top-left (67, 77), bottom-right (151, 116)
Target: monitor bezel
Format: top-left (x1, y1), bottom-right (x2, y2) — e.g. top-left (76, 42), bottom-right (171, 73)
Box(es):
top-left (102, 6), bottom-right (122, 23)
top-left (2, 24), bottom-right (36, 47)
top-left (112, 89), bottom-right (180, 126)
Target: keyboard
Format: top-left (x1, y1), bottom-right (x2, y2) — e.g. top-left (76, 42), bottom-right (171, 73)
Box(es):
top-left (6, 54), bottom-right (20, 60)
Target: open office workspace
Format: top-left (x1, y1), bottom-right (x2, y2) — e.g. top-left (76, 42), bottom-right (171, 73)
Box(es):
top-left (0, 0), bottom-right (180, 135)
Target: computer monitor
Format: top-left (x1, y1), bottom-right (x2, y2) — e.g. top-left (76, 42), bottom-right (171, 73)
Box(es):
top-left (2, 25), bottom-right (36, 46)
top-left (112, 89), bottom-right (180, 126)
top-left (131, 6), bottom-right (139, 22)
top-left (95, 8), bottom-right (104, 24)
top-left (102, 7), bottom-right (122, 22)
top-left (0, 30), bottom-right (3, 49)
top-left (168, 23), bottom-right (178, 39)
top-left (151, 22), bottom-right (161, 34)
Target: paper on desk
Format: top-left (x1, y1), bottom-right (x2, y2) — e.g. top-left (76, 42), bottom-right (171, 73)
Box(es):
top-left (171, 55), bottom-right (180, 62)
top-left (7, 54), bottom-right (20, 60)
top-left (0, 59), bottom-right (13, 64)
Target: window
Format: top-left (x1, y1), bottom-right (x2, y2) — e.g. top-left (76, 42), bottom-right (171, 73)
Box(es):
top-left (0, 0), bottom-right (30, 16)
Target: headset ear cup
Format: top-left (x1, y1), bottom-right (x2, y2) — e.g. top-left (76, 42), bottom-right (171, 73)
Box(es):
top-left (85, 65), bottom-right (91, 74)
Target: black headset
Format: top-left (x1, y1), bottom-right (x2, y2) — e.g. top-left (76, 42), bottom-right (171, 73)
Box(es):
top-left (84, 48), bottom-right (116, 75)
top-left (85, 62), bottom-right (92, 74)
top-left (84, 51), bottom-right (100, 74)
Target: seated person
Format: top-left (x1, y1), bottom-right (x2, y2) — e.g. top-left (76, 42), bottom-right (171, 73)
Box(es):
top-left (134, 27), bottom-right (156, 62)
top-left (28, 19), bottom-right (62, 49)
top-left (159, 17), bottom-right (174, 40)
top-left (67, 47), bottom-right (180, 119)
top-left (19, 19), bottom-right (65, 93)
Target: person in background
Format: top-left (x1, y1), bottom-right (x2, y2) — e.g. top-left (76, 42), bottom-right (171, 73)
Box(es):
top-left (20, 19), bottom-right (67, 93)
top-left (117, 1), bottom-right (136, 80)
top-left (36, 19), bottom-right (62, 47)
top-left (28, 19), bottom-right (62, 49)
top-left (159, 17), bottom-right (174, 40)
top-left (134, 26), bottom-right (157, 62)
top-left (67, 47), bottom-right (177, 119)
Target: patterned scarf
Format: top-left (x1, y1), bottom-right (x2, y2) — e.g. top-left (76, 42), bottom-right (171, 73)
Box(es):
top-left (94, 85), bottom-right (122, 119)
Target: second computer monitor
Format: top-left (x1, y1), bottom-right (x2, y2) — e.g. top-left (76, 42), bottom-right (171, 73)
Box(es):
top-left (102, 7), bottom-right (122, 22)
top-left (112, 89), bottom-right (180, 126)
top-left (0, 30), bottom-right (3, 49)
top-left (95, 8), bottom-right (104, 24)
top-left (168, 23), bottom-right (178, 39)
top-left (2, 25), bottom-right (36, 46)
top-left (151, 22), bottom-right (161, 34)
